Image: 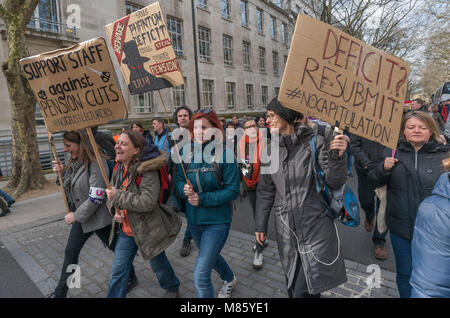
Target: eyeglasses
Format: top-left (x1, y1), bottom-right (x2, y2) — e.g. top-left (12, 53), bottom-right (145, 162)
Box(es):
top-left (195, 108), bottom-right (213, 115)
top-left (266, 113), bottom-right (277, 120)
top-left (244, 124), bottom-right (256, 130)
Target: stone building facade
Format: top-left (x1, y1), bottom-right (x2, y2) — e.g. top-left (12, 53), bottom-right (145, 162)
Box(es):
top-left (0, 0), bottom-right (302, 134)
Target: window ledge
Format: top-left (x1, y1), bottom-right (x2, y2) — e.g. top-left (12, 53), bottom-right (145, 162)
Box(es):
top-left (196, 6), bottom-right (210, 13)
top-left (200, 59), bottom-right (214, 65)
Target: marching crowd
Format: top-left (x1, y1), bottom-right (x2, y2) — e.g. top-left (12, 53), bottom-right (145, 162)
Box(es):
top-left (2, 96), bottom-right (448, 299)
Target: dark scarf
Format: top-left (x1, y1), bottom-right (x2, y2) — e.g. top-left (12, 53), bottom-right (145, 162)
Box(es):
top-left (63, 160), bottom-right (83, 210)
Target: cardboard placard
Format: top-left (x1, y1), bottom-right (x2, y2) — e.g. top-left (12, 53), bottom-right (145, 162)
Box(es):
top-left (279, 15), bottom-right (409, 149)
top-left (104, 1), bottom-right (184, 95)
top-left (20, 37), bottom-right (128, 133)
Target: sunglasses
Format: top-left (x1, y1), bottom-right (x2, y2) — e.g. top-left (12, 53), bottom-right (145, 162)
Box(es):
top-left (195, 108), bottom-right (213, 115)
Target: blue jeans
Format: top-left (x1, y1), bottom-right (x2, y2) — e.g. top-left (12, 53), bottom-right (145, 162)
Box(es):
top-left (188, 222), bottom-right (234, 298)
top-left (107, 230), bottom-right (180, 298)
top-left (0, 189), bottom-right (14, 205)
top-left (390, 232), bottom-right (412, 298)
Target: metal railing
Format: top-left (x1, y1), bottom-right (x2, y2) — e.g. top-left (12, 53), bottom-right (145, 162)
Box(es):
top-left (0, 134), bottom-right (66, 177)
top-left (26, 17), bottom-right (77, 39)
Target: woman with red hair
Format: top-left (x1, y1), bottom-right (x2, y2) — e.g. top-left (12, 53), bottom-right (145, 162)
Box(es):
top-left (176, 109), bottom-right (241, 298)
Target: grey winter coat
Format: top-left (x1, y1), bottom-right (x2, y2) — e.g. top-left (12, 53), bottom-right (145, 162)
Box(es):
top-left (107, 151), bottom-right (181, 261)
top-left (255, 125), bottom-right (348, 295)
top-left (69, 159), bottom-right (112, 233)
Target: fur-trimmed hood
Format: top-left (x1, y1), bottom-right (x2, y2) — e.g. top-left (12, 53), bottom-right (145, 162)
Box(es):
top-left (137, 150), bottom-right (167, 174)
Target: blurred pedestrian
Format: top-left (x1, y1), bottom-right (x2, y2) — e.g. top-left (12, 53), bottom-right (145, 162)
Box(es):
top-left (350, 135), bottom-right (389, 260)
top-left (427, 104), bottom-right (445, 132)
top-left (239, 118), bottom-right (266, 269)
top-left (410, 156), bottom-right (450, 298)
top-left (0, 168), bottom-right (15, 217)
top-left (169, 106), bottom-right (194, 257)
top-left (131, 121), bottom-right (154, 144)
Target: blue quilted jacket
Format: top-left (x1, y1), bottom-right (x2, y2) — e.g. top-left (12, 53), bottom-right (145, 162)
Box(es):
top-left (410, 172), bottom-right (450, 297)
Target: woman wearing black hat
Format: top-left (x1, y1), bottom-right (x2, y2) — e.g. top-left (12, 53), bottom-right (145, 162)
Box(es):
top-left (255, 97), bottom-right (349, 298)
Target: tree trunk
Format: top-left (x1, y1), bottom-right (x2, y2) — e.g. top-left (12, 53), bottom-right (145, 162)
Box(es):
top-left (1, 0), bottom-right (46, 198)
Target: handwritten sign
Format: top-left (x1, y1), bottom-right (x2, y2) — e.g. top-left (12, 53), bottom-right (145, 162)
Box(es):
top-left (20, 37), bottom-right (128, 133)
top-left (104, 1), bottom-right (184, 95)
top-left (279, 15), bottom-right (409, 149)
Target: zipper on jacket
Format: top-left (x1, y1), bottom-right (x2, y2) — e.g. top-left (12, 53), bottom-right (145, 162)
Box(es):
top-left (415, 152), bottom-right (418, 170)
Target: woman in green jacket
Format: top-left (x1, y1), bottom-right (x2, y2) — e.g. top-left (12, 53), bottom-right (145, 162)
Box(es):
top-left (176, 109), bottom-right (240, 298)
top-left (106, 129), bottom-right (180, 298)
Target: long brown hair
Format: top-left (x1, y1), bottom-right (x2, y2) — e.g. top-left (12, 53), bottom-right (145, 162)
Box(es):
top-left (400, 111), bottom-right (443, 144)
top-left (63, 130), bottom-right (104, 170)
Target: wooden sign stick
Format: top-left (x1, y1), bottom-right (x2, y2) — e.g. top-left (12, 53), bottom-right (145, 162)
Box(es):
top-left (48, 133), bottom-right (71, 214)
top-left (86, 127), bottom-right (112, 189)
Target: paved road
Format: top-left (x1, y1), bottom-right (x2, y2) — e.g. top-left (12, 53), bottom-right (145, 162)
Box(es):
top-left (0, 240), bottom-right (42, 298)
top-left (230, 173), bottom-right (396, 272)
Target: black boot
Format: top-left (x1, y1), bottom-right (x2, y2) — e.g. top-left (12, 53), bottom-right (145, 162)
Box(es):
top-left (127, 266), bottom-right (138, 293)
top-left (0, 208), bottom-right (11, 217)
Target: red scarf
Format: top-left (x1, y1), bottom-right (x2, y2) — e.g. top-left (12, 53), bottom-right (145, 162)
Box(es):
top-left (239, 130), bottom-right (264, 189)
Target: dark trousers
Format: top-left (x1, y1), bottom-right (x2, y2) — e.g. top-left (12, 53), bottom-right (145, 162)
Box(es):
top-left (288, 256), bottom-right (321, 298)
top-left (248, 190), bottom-right (265, 253)
top-left (54, 221), bottom-right (136, 297)
top-left (357, 172), bottom-right (388, 246)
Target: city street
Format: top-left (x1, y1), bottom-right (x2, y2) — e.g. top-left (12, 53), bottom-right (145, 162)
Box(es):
top-left (0, 175), bottom-right (399, 299)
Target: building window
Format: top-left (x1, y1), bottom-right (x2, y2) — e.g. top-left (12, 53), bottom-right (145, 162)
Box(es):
top-left (167, 17), bottom-right (183, 56)
top-left (223, 35), bottom-right (233, 66)
top-left (281, 22), bottom-right (288, 44)
top-left (126, 2), bottom-right (142, 15)
top-left (274, 87), bottom-right (280, 97)
top-left (134, 91), bottom-right (153, 113)
top-left (172, 81), bottom-right (186, 108)
top-left (202, 79), bottom-right (214, 108)
top-left (28, 0), bottom-right (61, 34)
top-left (243, 41), bottom-right (251, 70)
top-left (270, 16), bottom-right (277, 39)
top-left (221, 0), bottom-right (231, 19)
top-left (226, 82), bottom-right (236, 109)
top-left (259, 47), bottom-right (266, 73)
top-left (273, 0), bottom-right (282, 7)
top-left (240, 1), bottom-right (248, 27)
top-left (283, 55), bottom-right (288, 70)
top-left (261, 85), bottom-right (268, 107)
top-left (256, 8), bottom-right (264, 33)
top-left (273, 51), bottom-right (279, 75)
top-left (197, 0), bottom-right (207, 10)
top-left (246, 84), bottom-right (254, 109)
top-left (198, 26), bottom-right (211, 62)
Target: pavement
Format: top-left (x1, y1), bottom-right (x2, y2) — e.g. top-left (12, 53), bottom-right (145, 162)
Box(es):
top-left (0, 182), bottom-right (400, 299)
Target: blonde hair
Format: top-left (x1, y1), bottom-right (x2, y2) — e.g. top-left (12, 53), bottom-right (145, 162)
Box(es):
top-left (443, 157), bottom-right (450, 172)
top-left (400, 111), bottom-right (443, 144)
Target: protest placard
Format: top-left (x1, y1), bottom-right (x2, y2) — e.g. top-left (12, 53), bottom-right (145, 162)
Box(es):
top-left (20, 37), bottom-right (128, 133)
top-left (279, 15), bottom-right (409, 149)
top-left (104, 1), bottom-right (184, 95)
